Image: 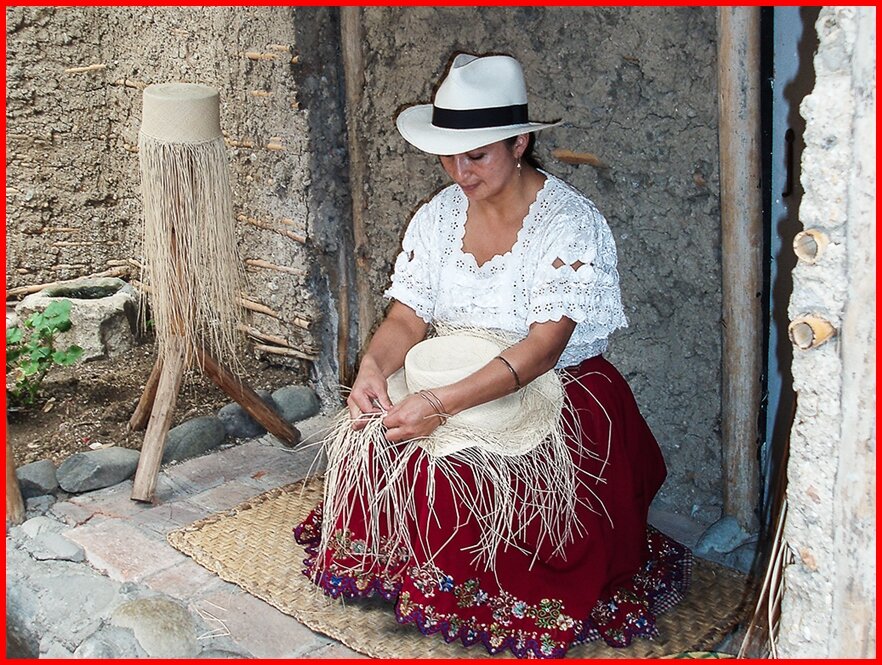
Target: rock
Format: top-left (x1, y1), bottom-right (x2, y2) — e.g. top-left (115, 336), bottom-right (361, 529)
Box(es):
top-left (15, 277), bottom-right (139, 362)
top-left (30, 532), bottom-right (85, 562)
top-left (724, 538), bottom-right (759, 573)
top-left (16, 459), bottom-right (59, 497)
top-left (21, 515), bottom-right (66, 539)
top-left (162, 416), bottom-right (227, 464)
top-left (271, 385), bottom-right (321, 423)
top-left (218, 390), bottom-right (277, 439)
top-left (56, 448), bottom-right (141, 493)
top-left (73, 626), bottom-right (149, 659)
top-left (25, 495), bottom-right (56, 517)
top-left (694, 515), bottom-right (753, 556)
top-left (111, 596), bottom-right (199, 658)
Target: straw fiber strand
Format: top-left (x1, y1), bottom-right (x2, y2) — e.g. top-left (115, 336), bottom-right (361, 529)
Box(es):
top-left (168, 477), bottom-right (749, 659)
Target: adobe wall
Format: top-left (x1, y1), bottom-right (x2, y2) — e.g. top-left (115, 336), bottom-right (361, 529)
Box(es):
top-left (778, 6), bottom-right (876, 657)
top-left (5, 6), bottom-right (350, 399)
top-left (5, 6), bottom-right (723, 522)
top-left (354, 6), bottom-right (722, 521)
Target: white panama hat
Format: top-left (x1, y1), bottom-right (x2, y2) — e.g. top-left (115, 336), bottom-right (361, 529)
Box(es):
top-left (396, 53), bottom-right (561, 155)
top-left (385, 332), bottom-right (564, 457)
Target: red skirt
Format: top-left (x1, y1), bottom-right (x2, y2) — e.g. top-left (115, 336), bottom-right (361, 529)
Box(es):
top-left (294, 355), bottom-right (692, 658)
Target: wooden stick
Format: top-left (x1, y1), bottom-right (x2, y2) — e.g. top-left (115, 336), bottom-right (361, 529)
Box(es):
top-left (194, 345), bottom-right (301, 447)
top-left (237, 214), bottom-right (306, 244)
top-left (237, 323), bottom-right (291, 348)
top-left (5, 266), bottom-right (129, 299)
top-left (551, 149), bottom-right (609, 168)
top-left (128, 356), bottom-right (164, 431)
top-left (6, 433), bottom-right (25, 526)
top-left (253, 343), bottom-right (316, 361)
top-left (130, 337), bottom-right (188, 502)
top-left (238, 297), bottom-right (280, 319)
top-left (65, 63), bottom-right (106, 74)
top-left (243, 258), bottom-right (305, 275)
top-left (244, 51), bottom-right (277, 61)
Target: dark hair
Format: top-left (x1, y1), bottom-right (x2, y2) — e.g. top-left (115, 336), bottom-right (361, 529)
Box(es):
top-left (505, 133), bottom-right (542, 170)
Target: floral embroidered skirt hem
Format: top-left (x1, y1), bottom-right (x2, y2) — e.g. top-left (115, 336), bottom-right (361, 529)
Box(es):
top-left (293, 355), bottom-right (694, 659)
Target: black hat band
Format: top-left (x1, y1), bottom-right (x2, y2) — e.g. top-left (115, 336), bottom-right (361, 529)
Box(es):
top-left (432, 104), bottom-right (529, 130)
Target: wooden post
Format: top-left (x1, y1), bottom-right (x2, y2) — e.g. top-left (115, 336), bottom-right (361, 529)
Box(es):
top-left (130, 337), bottom-right (187, 502)
top-left (194, 345), bottom-right (301, 447)
top-left (717, 7), bottom-right (763, 531)
top-left (128, 356), bottom-right (163, 431)
top-left (6, 433), bottom-right (26, 526)
top-left (340, 6), bottom-right (373, 361)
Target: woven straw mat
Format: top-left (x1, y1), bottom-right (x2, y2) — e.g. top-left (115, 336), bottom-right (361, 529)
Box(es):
top-left (167, 476), bottom-right (750, 659)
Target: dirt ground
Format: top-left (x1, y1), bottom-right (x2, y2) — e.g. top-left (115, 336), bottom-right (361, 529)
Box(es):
top-left (6, 334), bottom-right (306, 468)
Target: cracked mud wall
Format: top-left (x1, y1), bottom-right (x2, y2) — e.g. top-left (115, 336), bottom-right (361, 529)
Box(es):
top-left (778, 7), bottom-right (876, 657)
top-left (6, 6), bottom-right (724, 522)
top-left (5, 6), bottom-right (350, 397)
top-left (351, 7), bottom-right (722, 521)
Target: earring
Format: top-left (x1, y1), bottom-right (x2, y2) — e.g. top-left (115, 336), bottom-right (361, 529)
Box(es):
top-left (517, 157), bottom-right (522, 175)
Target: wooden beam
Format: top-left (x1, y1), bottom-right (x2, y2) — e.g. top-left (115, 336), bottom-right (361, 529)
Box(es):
top-left (128, 356), bottom-right (163, 431)
top-left (131, 337), bottom-right (187, 502)
top-left (337, 7), bottom-right (364, 385)
top-left (194, 345), bottom-right (301, 447)
top-left (717, 7), bottom-right (763, 531)
top-left (6, 433), bottom-right (25, 526)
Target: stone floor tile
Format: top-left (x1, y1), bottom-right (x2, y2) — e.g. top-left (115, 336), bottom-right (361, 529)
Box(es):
top-left (141, 559), bottom-right (236, 602)
top-left (130, 500), bottom-right (210, 537)
top-left (194, 588), bottom-right (332, 658)
top-left (182, 479), bottom-right (268, 514)
top-left (64, 519), bottom-right (186, 583)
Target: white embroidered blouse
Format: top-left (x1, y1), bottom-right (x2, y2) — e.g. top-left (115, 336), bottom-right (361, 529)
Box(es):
top-left (383, 173), bottom-right (628, 368)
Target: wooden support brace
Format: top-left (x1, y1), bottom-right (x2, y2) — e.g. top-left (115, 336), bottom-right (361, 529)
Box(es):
top-left (130, 338), bottom-right (188, 502)
top-left (6, 433), bottom-right (25, 526)
top-left (128, 356), bottom-right (163, 431)
top-left (194, 345), bottom-right (301, 447)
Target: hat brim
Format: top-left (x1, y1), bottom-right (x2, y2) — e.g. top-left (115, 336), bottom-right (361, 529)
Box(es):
top-left (386, 359), bottom-right (564, 458)
top-left (397, 104), bottom-right (560, 156)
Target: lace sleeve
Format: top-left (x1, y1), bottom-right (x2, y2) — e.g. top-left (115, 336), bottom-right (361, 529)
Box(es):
top-left (383, 201), bottom-right (437, 323)
top-left (527, 205), bottom-right (628, 344)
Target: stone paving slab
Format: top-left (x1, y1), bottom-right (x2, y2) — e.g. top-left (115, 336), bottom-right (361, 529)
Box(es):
top-left (7, 416), bottom-right (718, 659)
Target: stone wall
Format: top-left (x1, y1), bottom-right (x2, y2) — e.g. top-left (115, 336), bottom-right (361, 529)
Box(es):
top-left (353, 6), bottom-right (722, 521)
top-left (5, 6), bottom-right (351, 399)
top-left (6, 6), bottom-right (724, 522)
top-left (778, 6), bottom-right (876, 657)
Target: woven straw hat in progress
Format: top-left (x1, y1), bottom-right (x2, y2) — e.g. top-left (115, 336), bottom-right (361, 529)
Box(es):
top-left (386, 333), bottom-right (564, 457)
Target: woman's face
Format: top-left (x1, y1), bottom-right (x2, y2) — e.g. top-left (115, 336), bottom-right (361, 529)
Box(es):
top-left (439, 138), bottom-right (522, 201)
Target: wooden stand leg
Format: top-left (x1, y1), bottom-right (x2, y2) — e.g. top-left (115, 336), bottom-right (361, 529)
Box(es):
top-left (128, 356), bottom-right (163, 431)
top-left (130, 339), bottom-right (187, 502)
top-left (6, 432), bottom-right (26, 526)
top-left (194, 345), bottom-right (301, 447)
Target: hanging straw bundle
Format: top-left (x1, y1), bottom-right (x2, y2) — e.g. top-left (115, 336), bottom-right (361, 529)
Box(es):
top-left (138, 83), bottom-right (245, 367)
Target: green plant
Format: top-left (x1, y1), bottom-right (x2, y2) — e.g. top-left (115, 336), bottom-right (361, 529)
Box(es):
top-left (6, 299), bottom-right (84, 408)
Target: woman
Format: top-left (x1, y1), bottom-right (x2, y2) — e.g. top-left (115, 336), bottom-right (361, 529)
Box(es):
top-left (295, 52), bottom-right (692, 658)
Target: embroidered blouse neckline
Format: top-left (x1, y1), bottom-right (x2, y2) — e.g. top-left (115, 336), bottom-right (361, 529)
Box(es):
top-left (454, 173), bottom-right (556, 272)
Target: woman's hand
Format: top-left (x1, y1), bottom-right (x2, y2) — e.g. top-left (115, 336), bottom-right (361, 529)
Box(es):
top-left (382, 393), bottom-right (445, 443)
top-left (346, 357), bottom-right (393, 430)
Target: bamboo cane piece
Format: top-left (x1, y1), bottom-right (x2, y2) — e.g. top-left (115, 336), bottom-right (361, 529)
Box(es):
top-left (788, 315), bottom-right (836, 350)
top-left (131, 337), bottom-right (188, 502)
top-left (792, 228), bottom-right (830, 264)
top-left (128, 356), bottom-right (164, 431)
top-left (6, 433), bottom-right (26, 526)
top-left (194, 345), bottom-right (300, 447)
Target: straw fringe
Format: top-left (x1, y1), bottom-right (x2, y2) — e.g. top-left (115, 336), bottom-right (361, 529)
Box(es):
top-left (314, 328), bottom-right (613, 576)
top-left (138, 133), bottom-right (245, 367)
